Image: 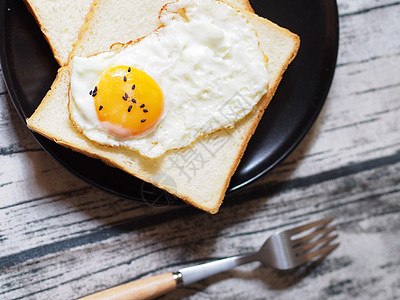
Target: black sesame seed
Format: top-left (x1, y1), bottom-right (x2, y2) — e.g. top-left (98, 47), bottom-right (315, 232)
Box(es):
top-left (132, 84), bottom-right (135, 90)
top-left (128, 105), bottom-right (132, 112)
top-left (122, 93), bottom-right (128, 101)
top-left (128, 67), bottom-right (131, 72)
top-left (92, 92), bottom-right (97, 97)
top-left (123, 76), bottom-right (127, 82)
top-left (141, 119), bottom-right (146, 123)
top-left (93, 86), bottom-right (98, 93)
top-left (131, 99), bottom-right (137, 103)
top-left (99, 105), bottom-right (103, 111)
top-left (89, 90), bottom-right (92, 96)
top-left (140, 104), bottom-right (145, 108)
top-left (143, 109), bottom-right (148, 113)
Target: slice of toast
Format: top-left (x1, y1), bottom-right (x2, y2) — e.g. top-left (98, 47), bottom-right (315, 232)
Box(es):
top-left (70, 0), bottom-right (253, 61)
top-left (23, 0), bottom-right (94, 66)
top-left (26, 1), bottom-right (299, 214)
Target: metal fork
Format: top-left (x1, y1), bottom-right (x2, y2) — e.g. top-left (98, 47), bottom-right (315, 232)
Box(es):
top-left (79, 218), bottom-right (339, 300)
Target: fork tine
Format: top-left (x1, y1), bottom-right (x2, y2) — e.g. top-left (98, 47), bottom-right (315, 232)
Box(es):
top-left (292, 226), bottom-right (337, 247)
top-left (295, 243), bottom-right (340, 266)
top-left (294, 234), bottom-right (338, 255)
top-left (286, 218), bottom-right (334, 237)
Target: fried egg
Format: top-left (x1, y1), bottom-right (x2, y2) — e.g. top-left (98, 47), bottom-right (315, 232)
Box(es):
top-left (69, 0), bottom-right (269, 158)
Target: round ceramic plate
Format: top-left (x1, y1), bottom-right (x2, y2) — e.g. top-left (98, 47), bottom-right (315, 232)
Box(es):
top-left (0, 0), bottom-right (339, 205)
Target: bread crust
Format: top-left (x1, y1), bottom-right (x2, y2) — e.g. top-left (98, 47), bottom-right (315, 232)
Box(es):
top-left (22, 0), bottom-right (64, 66)
top-left (219, 13), bottom-right (300, 210)
top-left (23, 0), bottom-right (94, 66)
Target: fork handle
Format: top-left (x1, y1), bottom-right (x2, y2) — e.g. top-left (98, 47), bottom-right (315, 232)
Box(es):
top-left (78, 272), bottom-right (177, 300)
top-left (78, 254), bottom-right (257, 300)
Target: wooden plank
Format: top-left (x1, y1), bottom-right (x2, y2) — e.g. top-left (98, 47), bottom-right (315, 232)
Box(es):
top-left (0, 159), bottom-right (399, 299)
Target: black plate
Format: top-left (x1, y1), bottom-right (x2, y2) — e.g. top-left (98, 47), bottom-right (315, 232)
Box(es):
top-left (0, 0), bottom-right (338, 205)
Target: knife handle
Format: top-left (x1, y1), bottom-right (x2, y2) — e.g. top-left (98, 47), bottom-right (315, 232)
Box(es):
top-left (78, 272), bottom-right (178, 300)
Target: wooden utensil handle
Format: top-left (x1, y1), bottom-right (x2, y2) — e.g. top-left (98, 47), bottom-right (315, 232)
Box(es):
top-left (78, 272), bottom-right (177, 300)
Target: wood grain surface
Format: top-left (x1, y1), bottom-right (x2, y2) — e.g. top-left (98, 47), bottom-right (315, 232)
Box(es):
top-left (1, 0), bottom-right (400, 299)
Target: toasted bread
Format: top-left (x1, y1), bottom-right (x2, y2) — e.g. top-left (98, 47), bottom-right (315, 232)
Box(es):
top-left (26, 1), bottom-right (299, 213)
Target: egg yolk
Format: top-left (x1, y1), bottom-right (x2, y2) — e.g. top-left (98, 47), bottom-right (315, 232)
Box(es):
top-left (93, 66), bottom-right (164, 137)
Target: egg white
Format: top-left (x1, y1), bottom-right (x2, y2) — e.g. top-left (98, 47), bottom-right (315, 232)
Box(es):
top-left (69, 0), bottom-right (269, 158)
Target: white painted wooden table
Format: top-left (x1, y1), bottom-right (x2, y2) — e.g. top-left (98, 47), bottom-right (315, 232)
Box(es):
top-left (1, 1), bottom-right (399, 299)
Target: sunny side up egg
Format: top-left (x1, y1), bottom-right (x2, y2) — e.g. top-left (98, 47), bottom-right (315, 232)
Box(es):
top-left (69, 0), bottom-right (269, 158)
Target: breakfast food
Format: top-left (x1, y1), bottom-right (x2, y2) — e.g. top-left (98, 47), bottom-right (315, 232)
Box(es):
top-left (69, 0), bottom-right (269, 158)
top-left (26, 0), bottom-right (300, 213)
top-left (23, 0), bottom-right (94, 66)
